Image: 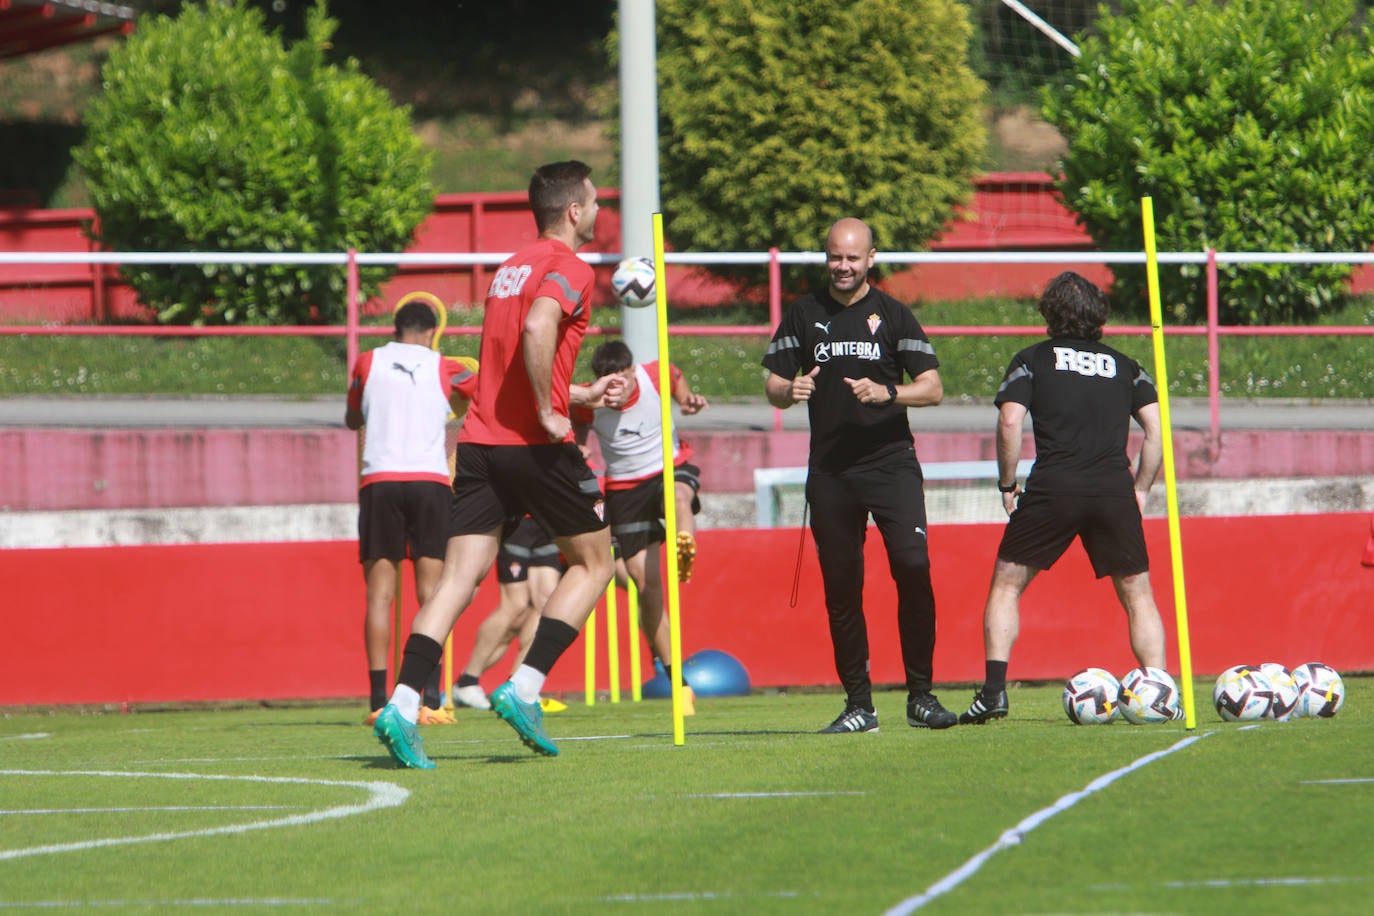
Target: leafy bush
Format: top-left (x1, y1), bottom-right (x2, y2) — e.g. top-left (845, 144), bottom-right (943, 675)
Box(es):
top-left (645, 0), bottom-right (986, 267)
top-left (1043, 0), bottom-right (1374, 325)
top-left (75, 1), bottom-right (432, 325)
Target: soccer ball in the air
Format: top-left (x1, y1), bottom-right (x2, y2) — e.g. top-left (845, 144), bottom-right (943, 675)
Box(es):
top-left (1062, 667), bottom-right (1121, 725)
top-left (1293, 662), bottom-right (1345, 718)
top-left (1259, 663), bottom-right (1301, 721)
top-left (1212, 664), bottom-right (1273, 722)
top-left (1119, 666), bottom-right (1181, 724)
top-left (611, 256), bottom-right (657, 307)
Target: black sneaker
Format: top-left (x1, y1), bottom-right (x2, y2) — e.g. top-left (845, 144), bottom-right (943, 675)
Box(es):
top-left (958, 689), bottom-right (1009, 725)
top-left (819, 706), bottom-right (879, 734)
top-left (906, 692), bottom-right (958, 729)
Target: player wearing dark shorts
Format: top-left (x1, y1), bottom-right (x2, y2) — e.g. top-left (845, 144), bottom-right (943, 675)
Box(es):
top-left (960, 271), bottom-right (1169, 725)
top-left (371, 161), bottom-right (623, 767)
top-left (451, 516), bottom-right (566, 711)
top-left (496, 515), bottom-right (565, 584)
top-left (345, 300), bottom-right (476, 723)
top-left (572, 339), bottom-right (710, 684)
top-left (763, 217), bottom-right (957, 735)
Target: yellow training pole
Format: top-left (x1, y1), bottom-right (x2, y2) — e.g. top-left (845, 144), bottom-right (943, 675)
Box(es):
top-left (584, 605), bottom-right (597, 706)
top-left (1141, 197), bottom-right (1198, 730)
top-left (606, 574), bottom-right (621, 703)
top-left (653, 212), bottom-right (686, 746)
top-left (627, 577), bottom-right (642, 701)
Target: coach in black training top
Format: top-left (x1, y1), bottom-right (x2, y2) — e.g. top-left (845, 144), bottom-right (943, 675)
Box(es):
top-left (762, 217), bottom-right (957, 735)
top-left (959, 270), bottom-right (1170, 725)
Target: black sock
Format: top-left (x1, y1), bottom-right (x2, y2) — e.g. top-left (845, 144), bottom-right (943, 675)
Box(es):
top-left (521, 617), bottom-right (580, 675)
top-left (397, 633), bottom-right (444, 694)
top-left (456, 673), bottom-right (480, 689)
top-left (984, 660), bottom-right (1008, 695)
top-left (368, 669), bottom-right (388, 712)
top-left (422, 666), bottom-right (443, 709)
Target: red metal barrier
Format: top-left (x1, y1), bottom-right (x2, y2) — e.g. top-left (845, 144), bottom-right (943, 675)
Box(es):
top-left (2, 515), bottom-right (1369, 708)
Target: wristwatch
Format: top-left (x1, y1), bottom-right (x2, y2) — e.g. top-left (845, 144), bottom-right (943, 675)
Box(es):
top-left (885, 383), bottom-right (898, 404)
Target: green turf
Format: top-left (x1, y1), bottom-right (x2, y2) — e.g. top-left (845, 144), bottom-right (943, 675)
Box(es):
top-left (1, 680), bottom-right (1369, 913)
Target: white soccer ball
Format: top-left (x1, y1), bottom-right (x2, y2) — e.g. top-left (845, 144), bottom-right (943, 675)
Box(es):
top-left (611, 256), bottom-right (657, 307)
top-left (1293, 662), bottom-right (1346, 718)
top-left (1259, 663), bottom-right (1301, 721)
top-left (1119, 666), bottom-right (1181, 724)
top-left (1062, 667), bottom-right (1121, 725)
top-left (1212, 664), bottom-right (1274, 722)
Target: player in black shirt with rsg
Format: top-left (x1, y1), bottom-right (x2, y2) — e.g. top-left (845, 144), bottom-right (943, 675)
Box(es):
top-left (762, 217), bottom-right (957, 734)
top-left (960, 271), bottom-right (1169, 724)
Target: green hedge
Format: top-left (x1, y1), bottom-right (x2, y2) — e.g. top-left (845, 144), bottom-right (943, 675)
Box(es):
top-left (1044, 0), bottom-right (1374, 325)
top-left (75, 1), bottom-right (432, 326)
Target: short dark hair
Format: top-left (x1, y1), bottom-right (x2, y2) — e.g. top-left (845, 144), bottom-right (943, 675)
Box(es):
top-left (394, 300), bottom-right (438, 335)
top-left (591, 339), bottom-right (634, 378)
top-left (1038, 271), bottom-right (1109, 340)
top-left (529, 160), bottom-right (593, 232)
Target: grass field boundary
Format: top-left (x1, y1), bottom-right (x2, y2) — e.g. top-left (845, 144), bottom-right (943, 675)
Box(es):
top-left (0, 770), bottom-right (409, 863)
top-left (883, 731), bottom-right (1213, 915)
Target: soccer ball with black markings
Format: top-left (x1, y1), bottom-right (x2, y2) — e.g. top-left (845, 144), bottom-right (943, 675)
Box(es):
top-left (611, 256), bottom-right (657, 307)
top-left (1119, 666), bottom-right (1182, 724)
top-left (1062, 667), bottom-right (1121, 725)
top-left (1212, 664), bottom-right (1274, 722)
top-left (1293, 662), bottom-right (1345, 718)
top-left (1259, 662), bottom-right (1301, 721)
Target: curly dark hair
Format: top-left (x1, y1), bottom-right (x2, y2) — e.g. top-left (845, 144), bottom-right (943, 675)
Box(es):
top-left (1038, 271), bottom-right (1109, 340)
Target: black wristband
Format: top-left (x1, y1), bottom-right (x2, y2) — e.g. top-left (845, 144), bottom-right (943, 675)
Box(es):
top-left (885, 383), bottom-right (898, 404)
top-left (997, 481), bottom-right (1017, 493)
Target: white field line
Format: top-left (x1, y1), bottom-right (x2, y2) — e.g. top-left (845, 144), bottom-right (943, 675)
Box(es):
top-left (683, 791), bottom-right (867, 799)
top-left (883, 732), bottom-right (1211, 916)
top-left (0, 770), bottom-right (407, 862)
top-left (0, 734), bottom-right (50, 741)
top-left (1091, 876), bottom-right (1371, 891)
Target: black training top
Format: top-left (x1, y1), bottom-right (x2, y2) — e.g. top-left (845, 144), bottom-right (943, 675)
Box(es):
top-left (995, 336), bottom-right (1158, 495)
top-left (762, 286), bottom-right (939, 472)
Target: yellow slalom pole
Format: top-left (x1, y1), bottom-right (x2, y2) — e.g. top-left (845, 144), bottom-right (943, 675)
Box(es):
top-left (606, 574), bottom-right (621, 703)
top-left (653, 213), bottom-right (686, 746)
top-left (627, 577), bottom-right (642, 702)
top-left (1141, 197), bottom-right (1197, 730)
top-left (584, 605), bottom-right (597, 706)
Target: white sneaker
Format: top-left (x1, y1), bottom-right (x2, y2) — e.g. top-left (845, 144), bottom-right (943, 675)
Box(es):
top-left (452, 684), bottom-right (491, 710)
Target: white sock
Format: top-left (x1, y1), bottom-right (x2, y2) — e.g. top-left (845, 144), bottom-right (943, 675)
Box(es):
top-left (511, 665), bottom-right (546, 705)
top-left (390, 684), bottom-right (421, 723)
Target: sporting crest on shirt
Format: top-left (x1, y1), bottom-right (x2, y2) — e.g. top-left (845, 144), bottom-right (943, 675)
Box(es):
top-left (866, 313), bottom-right (882, 335)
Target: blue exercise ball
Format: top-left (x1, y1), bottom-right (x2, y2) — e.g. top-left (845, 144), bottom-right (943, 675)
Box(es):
top-left (682, 648), bottom-right (751, 697)
top-left (641, 659), bottom-right (672, 699)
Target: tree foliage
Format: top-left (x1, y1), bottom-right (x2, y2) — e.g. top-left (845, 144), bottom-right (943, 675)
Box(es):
top-left (646, 0), bottom-right (986, 265)
top-left (1043, 0), bottom-right (1374, 325)
top-left (75, 1), bottom-right (432, 325)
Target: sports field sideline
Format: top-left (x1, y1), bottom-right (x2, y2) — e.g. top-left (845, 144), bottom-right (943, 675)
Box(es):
top-left (2, 679), bottom-right (1368, 914)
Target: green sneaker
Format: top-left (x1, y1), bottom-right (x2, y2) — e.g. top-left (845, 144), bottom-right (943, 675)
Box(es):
top-left (491, 682), bottom-right (559, 757)
top-left (373, 704), bottom-right (436, 770)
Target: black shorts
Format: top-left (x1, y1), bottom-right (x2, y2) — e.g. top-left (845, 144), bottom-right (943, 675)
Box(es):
top-left (357, 480), bottom-right (452, 563)
top-left (997, 489), bottom-right (1149, 578)
top-left (497, 516), bottom-right (564, 584)
top-left (450, 442), bottom-right (606, 540)
top-left (604, 462), bottom-right (701, 559)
